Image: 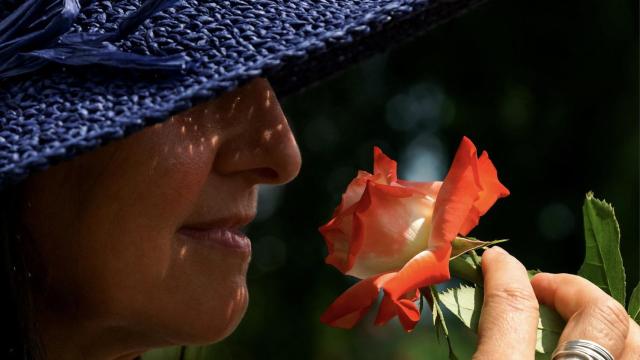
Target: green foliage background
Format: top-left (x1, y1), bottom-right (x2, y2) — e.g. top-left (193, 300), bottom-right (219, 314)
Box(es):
top-left (148, 0), bottom-right (638, 359)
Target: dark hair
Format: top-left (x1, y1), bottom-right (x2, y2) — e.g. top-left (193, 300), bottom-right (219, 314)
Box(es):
top-left (1, 182), bottom-right (43, 359)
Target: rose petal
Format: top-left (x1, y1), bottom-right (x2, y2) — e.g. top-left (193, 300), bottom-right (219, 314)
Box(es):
top-left (374, 288), bottom-right (422, 331)
top-left (374, 293), bottom-right (397, 326)
top-left (428, 136), bottom-right (482, 250)
top-left (320, 210), bottom-right (357, 273)
top-left (319, 172), bottom-right (370, 273)
top-left (369, 248), bottom-right (450, 332)
top-left (475, 151), bottom-right (510, 213)
top-left (380, 247), bottom-right (452, 301)
top-left (396, 180), bottom-right (442, 199)
top-left (320, 272), bottom-right (397, 329)
top-left (458, 151), bottom-right (510, 235)
top-left (396, 298), bottom-right (421, 331)
top-left (347, 181), bottom-right (436, 279)
top-left (340, 172), bottom-right (371, 210)
top-left (373, 146), bottom-right (398, 184)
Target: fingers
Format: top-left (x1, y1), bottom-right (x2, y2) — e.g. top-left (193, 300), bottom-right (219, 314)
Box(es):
top-left (531, 273), bottom-right (630, 359)
top-left (473, 247), bottom-right (539, 360)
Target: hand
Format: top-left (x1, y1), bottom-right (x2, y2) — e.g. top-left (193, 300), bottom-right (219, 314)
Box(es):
top-left (473, 246), bottom-right (640, 360)
top-left (532, 272), bottom-right (640, 359)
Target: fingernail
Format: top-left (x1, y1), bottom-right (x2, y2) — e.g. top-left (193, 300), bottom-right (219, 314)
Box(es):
top-left (491, 246), bottom-right (508, 255)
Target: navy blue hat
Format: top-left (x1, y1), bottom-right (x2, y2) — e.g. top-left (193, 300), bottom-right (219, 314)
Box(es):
top-left (0, 0), bottom-right (482, 190)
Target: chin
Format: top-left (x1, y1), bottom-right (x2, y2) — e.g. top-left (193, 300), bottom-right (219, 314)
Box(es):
top-left (179, 283), bottom-right (250, 345)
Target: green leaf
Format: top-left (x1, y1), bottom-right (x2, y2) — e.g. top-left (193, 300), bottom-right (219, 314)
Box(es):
top-left (628, 283), bottom-right (640, 324)
top-left (428, 287), bottom-right (460, 360)
top-left (578, 192), bottom-right (626, 306)
top-left (438, 284), bottom-right (565, 358)
top-left (183, 345), bottom-right (219, 360)
top-left (535, 304), bottom-right (565, 358)
top-left (141, 346), bottom-right (182, 360)
top-left (528, 269), bottom-right (542, 280)
top-left (429, 287), bottom-right (450, 337)
top-left (438, 284), bottom-right (483, 332)
top-left (449, 252), bottom-right (483, 285)
top-left (451, 237), bottom-right (508, 260)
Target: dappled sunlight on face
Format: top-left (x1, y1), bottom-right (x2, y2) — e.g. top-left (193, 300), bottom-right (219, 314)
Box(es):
top-left (265, 88), bottom-right (272, 107)
top-left (19, 77), bottom-right (302, 353)
top-left (179, 244), bottom-right (188, 260)
top-left (210, 135), bottom-right (219, 147)
top-left (142, 80), bottom-right (295, 182)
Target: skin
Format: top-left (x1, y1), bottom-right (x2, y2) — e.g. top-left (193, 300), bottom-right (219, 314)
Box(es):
top-left (475, 246), bottom-right (640, 359)
top-left (18, 77), bottom-right (301, 360)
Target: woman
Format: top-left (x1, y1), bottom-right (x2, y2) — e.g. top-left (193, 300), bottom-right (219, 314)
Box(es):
top-left (0, 0), bottom-right (637, 359)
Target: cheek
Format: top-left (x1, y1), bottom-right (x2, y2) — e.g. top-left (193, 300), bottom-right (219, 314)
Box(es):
top-left (81, 147), bottom-right (251, 341)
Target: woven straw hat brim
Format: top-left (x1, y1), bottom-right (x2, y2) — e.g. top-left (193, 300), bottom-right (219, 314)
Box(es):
top-left (0, 0), bottom-right (483, 190)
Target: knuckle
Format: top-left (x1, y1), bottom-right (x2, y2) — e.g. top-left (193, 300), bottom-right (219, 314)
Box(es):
top-left (589, 299), bottom-right (629, 339)
top-left (485, 286), bottom-right (539, 314)
top-left (601, 299), bottom-right (629, 327)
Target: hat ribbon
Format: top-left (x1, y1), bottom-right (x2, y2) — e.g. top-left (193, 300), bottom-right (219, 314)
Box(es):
top-left (0, 0), bottom-right (189, 80)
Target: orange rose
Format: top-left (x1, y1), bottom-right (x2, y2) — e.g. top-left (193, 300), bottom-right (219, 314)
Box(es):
top-left (319, 136), bottom-right (509, 331)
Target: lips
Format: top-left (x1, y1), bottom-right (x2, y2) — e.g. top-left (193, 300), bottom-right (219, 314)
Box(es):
top-left (177, 227), bottom-right (251, 253)
top-left (178, 213), bottom-right (255, 253)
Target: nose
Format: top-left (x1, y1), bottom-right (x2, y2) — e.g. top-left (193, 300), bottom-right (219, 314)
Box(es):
top-left (210, 78), bottom-right (302, 185)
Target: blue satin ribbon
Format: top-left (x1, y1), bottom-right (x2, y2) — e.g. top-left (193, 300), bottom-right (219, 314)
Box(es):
top-left (0, 0), bottom-right (188, 80)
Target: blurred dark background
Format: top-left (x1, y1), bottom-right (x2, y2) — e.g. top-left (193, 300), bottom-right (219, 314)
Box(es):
top-left (173, 0), bottom-right (638, 358)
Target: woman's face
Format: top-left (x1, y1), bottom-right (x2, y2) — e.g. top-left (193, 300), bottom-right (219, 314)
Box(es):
top-left (20, 78), bottom-right (301, 351)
